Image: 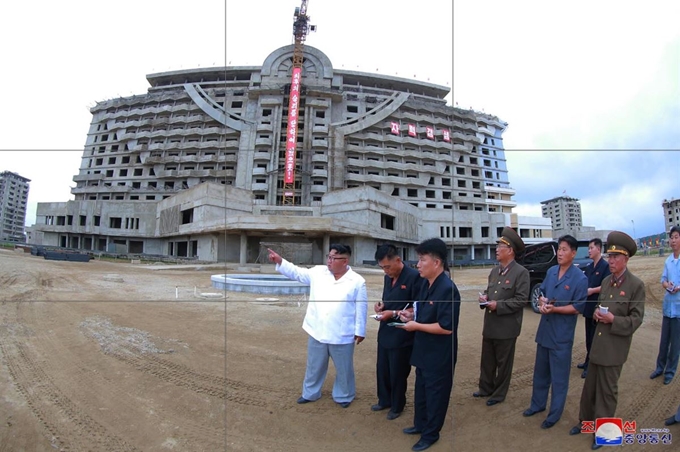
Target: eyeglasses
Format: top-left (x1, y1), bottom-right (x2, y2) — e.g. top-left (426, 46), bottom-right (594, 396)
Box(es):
top-left (326, 254), bottom-right (348, 261)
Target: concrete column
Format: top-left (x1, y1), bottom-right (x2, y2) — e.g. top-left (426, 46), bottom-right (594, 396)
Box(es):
top-left (239, 232), bottom-right (247, 265)
top-left (470, 245), bottom-right (475, 260)
top-left (323, 234), bottom-right (330, 262)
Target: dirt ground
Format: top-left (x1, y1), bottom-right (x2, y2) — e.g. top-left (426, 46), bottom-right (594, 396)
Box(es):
top-left (0, 248), bottom-right (677, 451)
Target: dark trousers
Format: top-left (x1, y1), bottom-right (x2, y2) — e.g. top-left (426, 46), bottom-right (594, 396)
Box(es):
top-left (376, 344), bottom-right (412, 413)
top-left (654, 316), bottom-right (680, 378)
top-left (478, 337), bottom-right (517, 402)
top-left (579, 362), bottom-right (622, 421)
top-left (413, 367), bottom-right (453, 443)
top-left (583, 316), bottom-right (597, 367)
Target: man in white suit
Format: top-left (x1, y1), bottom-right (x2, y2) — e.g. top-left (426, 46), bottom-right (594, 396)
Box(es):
top-left (268, 244), bottom-right (368, 408)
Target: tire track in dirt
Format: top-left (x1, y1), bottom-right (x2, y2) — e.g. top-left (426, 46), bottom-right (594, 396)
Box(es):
top-left (19, 302), bottom-right (225, 451)
top-left (618, 378), bottom-right (676, 426)
top-left (0, 337), bottom-right (139, 452)
top-left (455, 346), bottom-right (587, 392)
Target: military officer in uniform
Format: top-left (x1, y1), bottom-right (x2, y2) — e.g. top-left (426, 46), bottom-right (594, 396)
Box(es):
top-left (372, 244), bottom-right (421, 420)
top-left (524, 235), bottom-right (588, 430)
top-left (569, 231), bottom-right (645, 451)
top-left (475, 227), bottom-right (530, 406)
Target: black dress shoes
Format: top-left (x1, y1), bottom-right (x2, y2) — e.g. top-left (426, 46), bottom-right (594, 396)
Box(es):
top-left (666, 416), bottom-right (678, 426)
top-left (581, 369), bottom-right (588, 379)
top-left (569, 425), bottom-right (582, 435)
top-left (297, 397), bottom-right (312, 404)
top-left (338, 401), bottom-right (351, 408)
top-left (472, 391), bottom-right (489, 398)
top-left (523, 408), bottom-right (546, 417)
top-left (541, 420), bottom-right (556, 429)
top-left (486, 399), bottom-right (501, 406)
top-left (577, 362), bottom-right (586, 369)
top-left (591, 441), bottom-right (603, 450)
top-left (664, 376), bottom-right (673, 385)
top-left (371, 404), bottom-right (389, 411)
top-left (386, 410), bottom-right (401, 420)
top-left (403, 426), bottom-right (421, 435)
top-left (412, 439), bottom-right (436, 451)
top-left (650, 370), bottom-right (663, 379)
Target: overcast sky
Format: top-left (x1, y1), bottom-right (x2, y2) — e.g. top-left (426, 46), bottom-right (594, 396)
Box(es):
top-left (1, 0), bottom-right (678, 238)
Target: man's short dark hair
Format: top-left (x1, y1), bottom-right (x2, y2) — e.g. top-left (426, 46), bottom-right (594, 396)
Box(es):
top-left (671, 226), bottom-right (680, 237)
top-left (375, 244), bottom-right (398, 261)
top-left (415, 238), bottom-right (448, 264)
top-left (330, 243), bottom-right (351, 256)
top-left (558, 235), bottom-right (579, 252)
top-left (589, 238), bottom-right (603, 250)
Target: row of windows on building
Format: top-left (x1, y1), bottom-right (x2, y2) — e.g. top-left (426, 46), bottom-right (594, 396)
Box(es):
top-left (44, 215), bottom-right (141, 230)
top-left (440, 226), bottom-right (545, 240)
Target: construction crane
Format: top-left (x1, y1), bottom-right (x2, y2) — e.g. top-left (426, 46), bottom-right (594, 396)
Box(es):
top-left (282, 0), bottom-right (315, 205)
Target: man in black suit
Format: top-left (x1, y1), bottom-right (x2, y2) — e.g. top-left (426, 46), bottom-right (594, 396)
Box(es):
top-left (398, 238), bottom-right (458, 452)
top-left (372, 244), bottom-right (421, 420)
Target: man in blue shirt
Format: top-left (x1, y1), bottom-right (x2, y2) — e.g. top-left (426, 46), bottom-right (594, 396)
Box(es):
top-left (651, 226), bottom-right (680, 385)
top-left (578, 238), bottom-right (611, 378)
top-left (523, 235), bottom-right (588, 429)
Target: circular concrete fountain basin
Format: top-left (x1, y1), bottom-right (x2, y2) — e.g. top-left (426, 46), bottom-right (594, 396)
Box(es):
top-left (211, 274), bottom-right (310, 295)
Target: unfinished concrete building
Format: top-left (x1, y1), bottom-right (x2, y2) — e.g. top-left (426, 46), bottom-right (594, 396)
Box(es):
top-left (663, 198), bottom-right (680, 230)
top-left (0, 171), bottom-right (30, 242)
top-left (32, 45), bottom-right (523, 264)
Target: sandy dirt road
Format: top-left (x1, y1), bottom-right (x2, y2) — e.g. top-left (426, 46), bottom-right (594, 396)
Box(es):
top-left (0, 247), bottom-right (678, 451)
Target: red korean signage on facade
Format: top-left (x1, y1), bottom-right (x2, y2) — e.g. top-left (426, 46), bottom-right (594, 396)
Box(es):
top-left (284, 67), bottom-right (302, 184)
top-left (442, 129), bottom-right (450, 142)
top-left (408, 124), bottom-right (417, 137)
top-left (390, 122), bottom-right (400, 135)
top-left (426, 126), bottom-right (434, 139)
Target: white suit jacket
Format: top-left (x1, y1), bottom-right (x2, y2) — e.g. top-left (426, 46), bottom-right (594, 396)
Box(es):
top-left (277, 259), bottom-right (368, 344)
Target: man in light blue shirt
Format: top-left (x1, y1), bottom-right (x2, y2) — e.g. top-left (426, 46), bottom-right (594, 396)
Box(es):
top-left (651, 226), bottom-right (680, 385)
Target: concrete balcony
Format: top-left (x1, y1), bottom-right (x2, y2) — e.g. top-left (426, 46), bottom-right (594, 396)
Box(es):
top-left (311, 138), bottom-right (329, 148)
top-left (260, 97), bottom-right (282, 106)
top-left (73, 173), bottom-right (105, 182)
top-left (257, 123), bottom-right (273, 132)
top-left (255, 137), bottom-right (273, 147)
top-left (311, 154), bottom-right (328, 163)
top-left (251, 183), bottom-right (269, 191)
top-left (308, 98), bottom-right (330, 108)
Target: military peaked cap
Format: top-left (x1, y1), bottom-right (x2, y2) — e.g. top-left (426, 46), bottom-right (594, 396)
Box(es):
top-left (606, 231), bottom-right (637, 257)
top-left (497, 227), bottom-right (525, 255)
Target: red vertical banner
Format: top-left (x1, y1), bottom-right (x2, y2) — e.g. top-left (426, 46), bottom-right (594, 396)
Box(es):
top-left (442, 129), bottom-right (450, 142)
top-left (426, 126), bottom-right (434, 139)
top-left (408, 124), bottom-right (417, 137)
top-left (285, 67), bottom-right (303, 184)
top-left (390, 122), bottom-right (400, 135)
